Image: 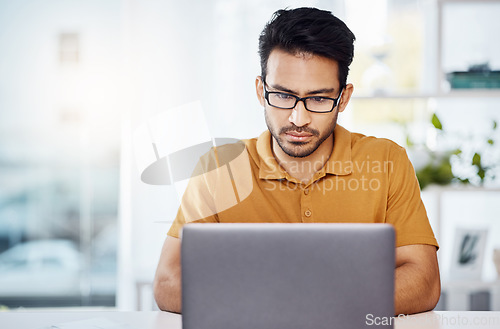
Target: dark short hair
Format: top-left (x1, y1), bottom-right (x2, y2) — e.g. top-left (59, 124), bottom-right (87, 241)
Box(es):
top-left (258, 7), bottom-right (355, 87)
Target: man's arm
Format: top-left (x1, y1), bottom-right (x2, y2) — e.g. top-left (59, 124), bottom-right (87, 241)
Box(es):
top-left (154, 236), bottom-right (182, 313)
top-left (394, 244), bottom-right (440, 315)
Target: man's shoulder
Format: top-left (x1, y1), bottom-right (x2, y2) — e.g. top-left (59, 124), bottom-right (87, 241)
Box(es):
top-left (242, 131), bottom-right (271, 163)
top-left (352, 132), bottom-right (403, 148)
top-left (345, 128), bottom-right (406, 158)
top-left (242, 135), bottom-right (259, 149)
top-left (193, 138), bottom-right (249, 174)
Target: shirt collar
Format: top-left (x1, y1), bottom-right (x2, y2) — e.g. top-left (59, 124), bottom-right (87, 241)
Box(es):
top-left (256, 125), bottom-right (352, 180)
top-left (325, 125), bottom-right (352, 176)
top-left (256, 131), bottom-right (287, 180)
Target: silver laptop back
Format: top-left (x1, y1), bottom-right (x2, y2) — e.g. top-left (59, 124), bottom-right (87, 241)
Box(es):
top-left (182, 223), bottom-right (395, 329)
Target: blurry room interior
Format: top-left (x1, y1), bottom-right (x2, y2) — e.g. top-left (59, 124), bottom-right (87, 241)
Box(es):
top-left (0, 0), bottom-right (499, 312)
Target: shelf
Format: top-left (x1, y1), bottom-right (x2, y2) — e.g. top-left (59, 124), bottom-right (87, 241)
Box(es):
top-left (351, 90), bottom-right (500, 100)
top-left (422, 185), bottom-right (500, 193)
top-left (437, 0), bottom-right (500, 94)
top-left (439, 0), bottom-right (500, 3)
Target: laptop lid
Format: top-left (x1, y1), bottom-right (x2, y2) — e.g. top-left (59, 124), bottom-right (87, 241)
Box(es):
top-left (181, 223), bottom-right (395, 329)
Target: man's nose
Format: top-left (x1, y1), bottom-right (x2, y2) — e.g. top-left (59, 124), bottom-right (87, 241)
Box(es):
top-left (288, 100), bottom-right (311, 127)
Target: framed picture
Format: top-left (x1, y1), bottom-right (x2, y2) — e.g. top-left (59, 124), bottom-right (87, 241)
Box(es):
top-left (449, 227), bottom-right (488, 280)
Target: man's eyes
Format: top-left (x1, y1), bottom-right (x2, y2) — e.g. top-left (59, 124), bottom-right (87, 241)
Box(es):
top-left (276, 93), bottom-right (295, 100)
top-left (274, 93), bottom-right (329, 103)
top-left (308, 96), bottom-right (328, 103)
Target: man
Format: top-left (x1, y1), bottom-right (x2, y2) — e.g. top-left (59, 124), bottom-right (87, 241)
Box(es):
top-left (154, 7), bottom-right (440, 315)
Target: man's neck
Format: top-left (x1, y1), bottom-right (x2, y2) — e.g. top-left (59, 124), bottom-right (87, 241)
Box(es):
top-left (272, 135), bottom-right (334, 184)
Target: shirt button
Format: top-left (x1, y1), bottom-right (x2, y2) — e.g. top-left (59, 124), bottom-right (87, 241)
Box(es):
top-left (304, 209), bottom-right (312, 217)
top-left (304, 189), bottom-right (309, 195)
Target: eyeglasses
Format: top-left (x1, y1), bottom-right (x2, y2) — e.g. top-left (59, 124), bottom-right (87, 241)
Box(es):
top-left (263, 80), bottom-right (343, 113)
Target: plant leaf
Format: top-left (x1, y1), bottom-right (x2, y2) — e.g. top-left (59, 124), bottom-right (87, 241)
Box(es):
top-left (406, 136), bottom-right (414, 148)
top-left (494, 120), bottom-right (498, 130)
top-left (488, 139), bottom-right (494, 145)
top-left (478, 168), bottom-right (486, 180)
top-left (459, 178), bottom-right (470, 184)
top-left (472, 153), bottom-right (481, 166)
top-left (431, 114), bottom-right (443, 130)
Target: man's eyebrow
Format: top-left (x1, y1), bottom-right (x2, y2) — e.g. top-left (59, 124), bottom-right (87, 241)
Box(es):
top-left (269, 83), bottom-right (336, 95)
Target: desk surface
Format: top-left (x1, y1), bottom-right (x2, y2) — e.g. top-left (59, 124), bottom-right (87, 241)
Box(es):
top-left (1, 310), bottom-right (500, 329)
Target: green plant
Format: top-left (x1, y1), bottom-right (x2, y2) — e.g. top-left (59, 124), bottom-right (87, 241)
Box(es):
top-left (407, 114), bottom-right (499, 189)
top-left (451, 119), bottom-right (498, 185)
top-left (415, 151), bottom-right (455, 190)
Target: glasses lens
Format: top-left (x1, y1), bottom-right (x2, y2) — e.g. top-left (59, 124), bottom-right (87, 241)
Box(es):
top-left (305, 97), bottom-right (335, 112)
top-left (268, 93), bottom-right (297, 109)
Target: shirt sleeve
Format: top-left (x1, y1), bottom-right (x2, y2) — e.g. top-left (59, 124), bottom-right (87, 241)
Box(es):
top-left (167, 141), bottom-right (251, 238)
top-left (166, 152), bottom-right (220, 238)
top-left (385, 146), bottom-right (439, 249)
top-left (167, 202), bottom-right (218, 238)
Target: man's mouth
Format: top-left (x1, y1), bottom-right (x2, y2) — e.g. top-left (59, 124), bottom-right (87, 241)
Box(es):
top-left (285, 131), bottom-right (313, 142)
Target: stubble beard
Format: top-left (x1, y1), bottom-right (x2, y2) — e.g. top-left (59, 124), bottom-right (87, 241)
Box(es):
top-left (264, 108), bottom-right (338, 158)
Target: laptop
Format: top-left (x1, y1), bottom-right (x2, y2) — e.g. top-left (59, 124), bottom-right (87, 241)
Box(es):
top-left (181, 223), bottom-right (395, 329)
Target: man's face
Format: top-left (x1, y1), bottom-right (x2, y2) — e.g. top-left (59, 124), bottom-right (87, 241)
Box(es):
top-left (256, 48), bottom-right (349, 158)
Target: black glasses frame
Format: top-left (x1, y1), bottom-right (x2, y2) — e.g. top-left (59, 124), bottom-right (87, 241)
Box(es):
top-left (262, 80), bottom-right (344, 113)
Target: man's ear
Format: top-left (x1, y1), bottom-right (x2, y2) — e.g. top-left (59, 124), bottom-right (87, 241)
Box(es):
top-left (255, 76), bottom-right (265, 107)
top-left (337, 83), bottom-right (354, 113)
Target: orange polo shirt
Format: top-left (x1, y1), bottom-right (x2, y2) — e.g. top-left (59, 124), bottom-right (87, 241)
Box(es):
top-left (167, 125), bottom-right (438, 249)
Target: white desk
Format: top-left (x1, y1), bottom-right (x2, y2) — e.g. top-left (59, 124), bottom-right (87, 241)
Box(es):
top-left (0, 311), bottom-right (180, 329)
top-left (442, 280), bottom-right (500, 311)
top-left (393, 311), bottom-right (500, 328)
top-left (1, 310), bottom-right (500, 329)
